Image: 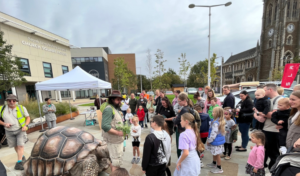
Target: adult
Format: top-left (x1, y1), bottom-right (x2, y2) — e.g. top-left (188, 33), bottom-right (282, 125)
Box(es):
top-left (120, 95), bottom-right (130, 118)
top-left (235, 90), bottom-right (254, 152)
top-left (0, 94), bottom-right (30, 170)
top-left (94, 94), bottom-right (101, 110)
top-left (42, 98), bottom-right (57, 129)
top-left (172, 90), bottom-right (180, 106)
top-left (284, 91), bottom-right (300, 152)
top-left (142, 90), bottom-right (149, 100)
top-left (254, 83), bottom-right (282, 170)
top-left (294, 84), bottom-right (300, 92)
top-left (193, 92), bottom-right (205, 109)
top-left (173, 92), bottom-right (195, 158)
top-left (203, 89), bottom-right (221, 113)
top-left (137, 93), bottom-right (148, 128)
top-left (101, 90), bottom-right (124, 172)
top-left (154, 90), bottom-right (163, 114)
top-left (146, 95), bottom-right (156, 112)
top-left (201, 86), bottom-right (211, 100)
top-left (157, 97), bottom-right (176, 135)
top-left (222, 86), bottom-right (235, 109)
top-left (129, 93), bottom-right (138, 115)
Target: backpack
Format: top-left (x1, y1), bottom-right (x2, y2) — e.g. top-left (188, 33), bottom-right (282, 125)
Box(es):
top-left (186, 107), bottom-right (201, 130)
top-left (100, 102), bottom-right (115, 115)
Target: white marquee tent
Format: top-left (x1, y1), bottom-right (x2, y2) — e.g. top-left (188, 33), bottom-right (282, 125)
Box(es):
top-left (34, 66), bottom-right (111, 131)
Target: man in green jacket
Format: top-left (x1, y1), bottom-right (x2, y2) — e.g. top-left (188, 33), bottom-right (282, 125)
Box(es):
top-left (101, 90), bottom-right (124, 172)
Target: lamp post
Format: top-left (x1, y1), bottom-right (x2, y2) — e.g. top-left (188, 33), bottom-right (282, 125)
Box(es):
top-left (189, 2), bottom-right (232, 87)
top-left (216, 56), bottom-right (224, 93)
top-left (137, 67), bottom-right (142, 93)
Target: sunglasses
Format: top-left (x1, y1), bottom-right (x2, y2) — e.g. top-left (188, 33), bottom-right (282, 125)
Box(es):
top-left (7, 100), bottom-right (16, 102)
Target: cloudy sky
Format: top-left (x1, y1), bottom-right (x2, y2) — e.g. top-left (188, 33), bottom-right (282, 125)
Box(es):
top-left (0, 0), bottom-right (263, 77)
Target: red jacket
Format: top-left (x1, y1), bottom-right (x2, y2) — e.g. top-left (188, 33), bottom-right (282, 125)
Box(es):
top-left (136, 108), bottom-right (145, 121)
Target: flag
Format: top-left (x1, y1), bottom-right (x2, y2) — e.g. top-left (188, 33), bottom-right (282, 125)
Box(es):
top-left (281, 63), bottom-right (300, 88)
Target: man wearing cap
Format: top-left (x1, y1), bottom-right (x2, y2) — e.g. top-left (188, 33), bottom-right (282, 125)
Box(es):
top-left (101, 90), bottom-right (124, 172)
top-left (0, 94), bottom-right (30, 170)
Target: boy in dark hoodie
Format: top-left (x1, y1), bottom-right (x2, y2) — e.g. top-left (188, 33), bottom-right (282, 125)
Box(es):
top-left (142, 115), bottom-right (171, 176)
top-left (253, 89), bottom-right (270, 130)
top-left (271, 98), bottom-right (291, 154)
top-left (195, 105), bottom-right (210, 144)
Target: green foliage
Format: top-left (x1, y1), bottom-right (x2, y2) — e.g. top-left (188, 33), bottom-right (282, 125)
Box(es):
top-left (136, 74), bottom-right (151, 91)
top-left (116, 121), bottom-right (131, 138)
top-left (112, 57), bottom-right (135, 92)
top-left (20, 99), bottom-right (78, 121)
top-left (153, 49), bottom-right (167, 89)
top-left (187, 53), bottom-right (219, 87)
top-left (269, 66), bottom-right (284, 81)
top-left (152, 75), bottom-right (171, 90)
top-left (178, 53), bottom-right (191, 86)
top-left (164, 69), bottom-right (182, 88)
top-left (0, 31), bottom-right (27, 93)
top-left (166, 68), bottom-right (177, 75)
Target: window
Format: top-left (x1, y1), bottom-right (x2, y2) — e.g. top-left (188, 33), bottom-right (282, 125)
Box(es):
top-left (61, 91), bottom-right (70, 98)
top-left (287, 0), bottom-right (291, 17)
top-left (287, 36), bottom-right (292, 45)
top-left (62, 66), bottom-right (68, 74)
top-left (269, 40), bottom-right (272, 48)
top-left (283, 52), bottom-right (293, 66)
top-left (19, 58), bottom-right (31, 76)
top-left (268, 4), bottom-right (273, 25)
top-left (43, 62), bottom-right (53, 78)
top-left (292, 0), bottom-right (297, 17)
top-left (274, 1), bottom-right (277, 21)
top-left (85, 57), bottom-right (90, 62)
top-left (247, 75), bottom-right (253, 81)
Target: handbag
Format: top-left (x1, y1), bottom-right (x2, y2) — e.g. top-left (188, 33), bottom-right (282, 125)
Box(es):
top-left (242, 113), bottom-right (254, 118)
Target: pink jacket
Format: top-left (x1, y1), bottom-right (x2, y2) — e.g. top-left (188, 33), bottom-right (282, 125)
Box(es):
top-left (203, 98), bottom-right (221, 113)
top-left (247, 145), bottom-right (265, 170)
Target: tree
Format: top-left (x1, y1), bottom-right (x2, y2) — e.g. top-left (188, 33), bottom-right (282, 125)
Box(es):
top-left (112, 57), bottom-right (133, 92)
top-left (166, 68), bottom-right (177, 75)
top-left (145, 49), bottom-right (153, 91)
top-left (269, 66), bottom-right (284, 81)
top-left (153, 49), bottom-right (167, 89)
top-left (165, 70), bottom-right (182, 88)
top-left (0, 31), bottom-right (27, 94)
top-left (178, 53), bottom-right (191, 87)
top-left (136, 74), bottom-right (151, 91)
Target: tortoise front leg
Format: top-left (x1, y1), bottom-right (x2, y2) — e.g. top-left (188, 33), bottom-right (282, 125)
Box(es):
top-left (70, 154), bottom-right (100, 176)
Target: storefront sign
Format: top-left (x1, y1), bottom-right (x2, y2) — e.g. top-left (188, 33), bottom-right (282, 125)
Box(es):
top-left (21, 37), bottom-right (67, 56)
top-left (89, 69), bottom-right (100, 78)
top-left (281, 63), bottom-right (300, 88)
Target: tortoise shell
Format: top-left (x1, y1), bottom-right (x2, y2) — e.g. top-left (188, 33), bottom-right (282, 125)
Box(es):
top-left (24, 126), bottom-right (104, 176)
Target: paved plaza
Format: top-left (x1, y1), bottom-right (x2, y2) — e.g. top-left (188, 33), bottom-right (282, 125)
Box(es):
top-left (0, 106), bottom-right (271, 176)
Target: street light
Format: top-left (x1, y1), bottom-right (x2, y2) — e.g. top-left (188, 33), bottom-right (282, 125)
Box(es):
top-left (189, 2), bottom-right (232, 87)
top-left (216, 56), bottom-right (224, 93)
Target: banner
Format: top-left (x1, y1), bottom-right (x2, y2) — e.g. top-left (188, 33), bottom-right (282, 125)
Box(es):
top-left (281, 63), bottom-right (300, 88)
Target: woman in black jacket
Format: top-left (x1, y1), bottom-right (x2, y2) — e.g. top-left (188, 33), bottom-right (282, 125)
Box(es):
top-left (235, 90), bottom-right (254, 152)
top-left (157, 97), bottom-right (176, 135)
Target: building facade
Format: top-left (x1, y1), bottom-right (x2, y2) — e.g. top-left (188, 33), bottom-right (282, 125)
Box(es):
top-left (0, 12), bottom-right (73, 103)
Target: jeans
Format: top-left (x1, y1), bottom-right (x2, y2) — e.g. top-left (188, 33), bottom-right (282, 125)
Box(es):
top-left (223, 143), bottom-right (233, 156)
top-left (47, 120), bottom-right (56, 129)
top-left (238, 123), bottom-right (250, 148)
top-left (139, 121), bottom-right (144, 128)
top-left (252, 118), bottom-right (257, 129)
top-left (121, 111), bottom-right (126, 120)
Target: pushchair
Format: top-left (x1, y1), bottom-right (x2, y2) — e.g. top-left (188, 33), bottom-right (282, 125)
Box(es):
top-left (270, 147), bottom-right (300, 176)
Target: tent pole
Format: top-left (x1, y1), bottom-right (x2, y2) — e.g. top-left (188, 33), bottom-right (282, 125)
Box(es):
top-left (99, 89), bottom-right (101, 106)
top-left (36, 89), bottom-right (46, 132)
top-left (69, 89), bottom-right (74, 120)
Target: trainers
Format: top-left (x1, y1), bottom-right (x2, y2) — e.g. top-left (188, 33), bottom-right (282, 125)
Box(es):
top-left (135, 158), bottom-right (141, 164)
top-left (22, 156), bottom-right (26, 164)
top-left (206, 163), bottom-right (216, 168)
top-left (210, 167), bottom-right (223, 174)
top-left (131, 158), bottom-right (136, 164)
top-left (224, 156), bottom-right (231, 160)
top-left (14, 162), bottom-right (24, 170)
top-left (220, 154), bottom-right (226, 158)
top-left (200, 161), bottom-right (204, 168)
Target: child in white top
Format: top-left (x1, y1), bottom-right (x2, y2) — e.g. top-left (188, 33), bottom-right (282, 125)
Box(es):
top-left (125, 108), bottom-right (133, 125)
top-left (131, 116), bottom-right (142, 164)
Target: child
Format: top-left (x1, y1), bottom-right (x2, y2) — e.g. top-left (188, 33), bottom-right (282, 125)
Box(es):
top-left (125, 108), bottom-right (134, 125)
top-left (208, 97), bottom-right (220, 120)
top-left (271, 98), bottom-right (291, 154)
top-left (222, 108), bottom-right (237, 160)
top-left (110, 167), bottom-right (130, 176)
top-left (131, 116), bottom-right (142, 164)
top-left (142, 115), bottom-right (171, 176)
top-left (195, 105), bottom-right (210, 144)
top-left (148, 107), bottom-right (155, 133)
top-left (206, 107), bottom-right (226, 174)
top-left (136, 105), bottom-right (145, 128)
top-left (253, 89), bottom-right (270, 130)
top-left (246, 131), bottom-right (265, 176)
top-left (173, 113), bottom-right (204, 176)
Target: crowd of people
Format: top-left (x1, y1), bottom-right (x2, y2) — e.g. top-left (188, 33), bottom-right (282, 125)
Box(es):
top-left (2, 83), bottom-right (300, 176)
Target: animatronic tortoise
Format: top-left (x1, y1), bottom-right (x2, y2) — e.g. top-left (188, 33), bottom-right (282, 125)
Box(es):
top-left (23, 126), bottom-right (110, 176)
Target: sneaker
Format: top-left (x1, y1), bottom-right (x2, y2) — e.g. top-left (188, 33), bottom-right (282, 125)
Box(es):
top-left (206, 163), bottom-right (216, 168)
top-left (22, 156), bottom-right (26, 164)
top-left (220, 154), bottom-right (226, 158)
top-left (14, 162), bottom-right (24, 170)
top-left (200, 161), bottom-right (204, 168)
top-left (135, 158), bottom-right (141, 164)
top-left (225, 156), bottom-right (231, 160)
top-left (210, 167), bottom-right (223, 174)
top-left (131, 158), bottom-right (136, 164)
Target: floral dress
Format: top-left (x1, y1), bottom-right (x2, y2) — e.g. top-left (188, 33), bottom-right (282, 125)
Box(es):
top-left (207, 122), bottom-right (225, 156)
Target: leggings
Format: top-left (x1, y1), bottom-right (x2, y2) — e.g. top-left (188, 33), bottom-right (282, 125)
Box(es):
top-left (223, 143), bottom-right (232, 156)
top-left (47, 120), bottom-right (56, 129)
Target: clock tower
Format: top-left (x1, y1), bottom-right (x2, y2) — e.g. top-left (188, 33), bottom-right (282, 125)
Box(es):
top-left (259, 0), bottom-right (300, 81)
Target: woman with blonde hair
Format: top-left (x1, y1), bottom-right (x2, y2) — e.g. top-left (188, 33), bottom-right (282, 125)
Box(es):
top-left (203, 89), bottom-right (221, 113)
